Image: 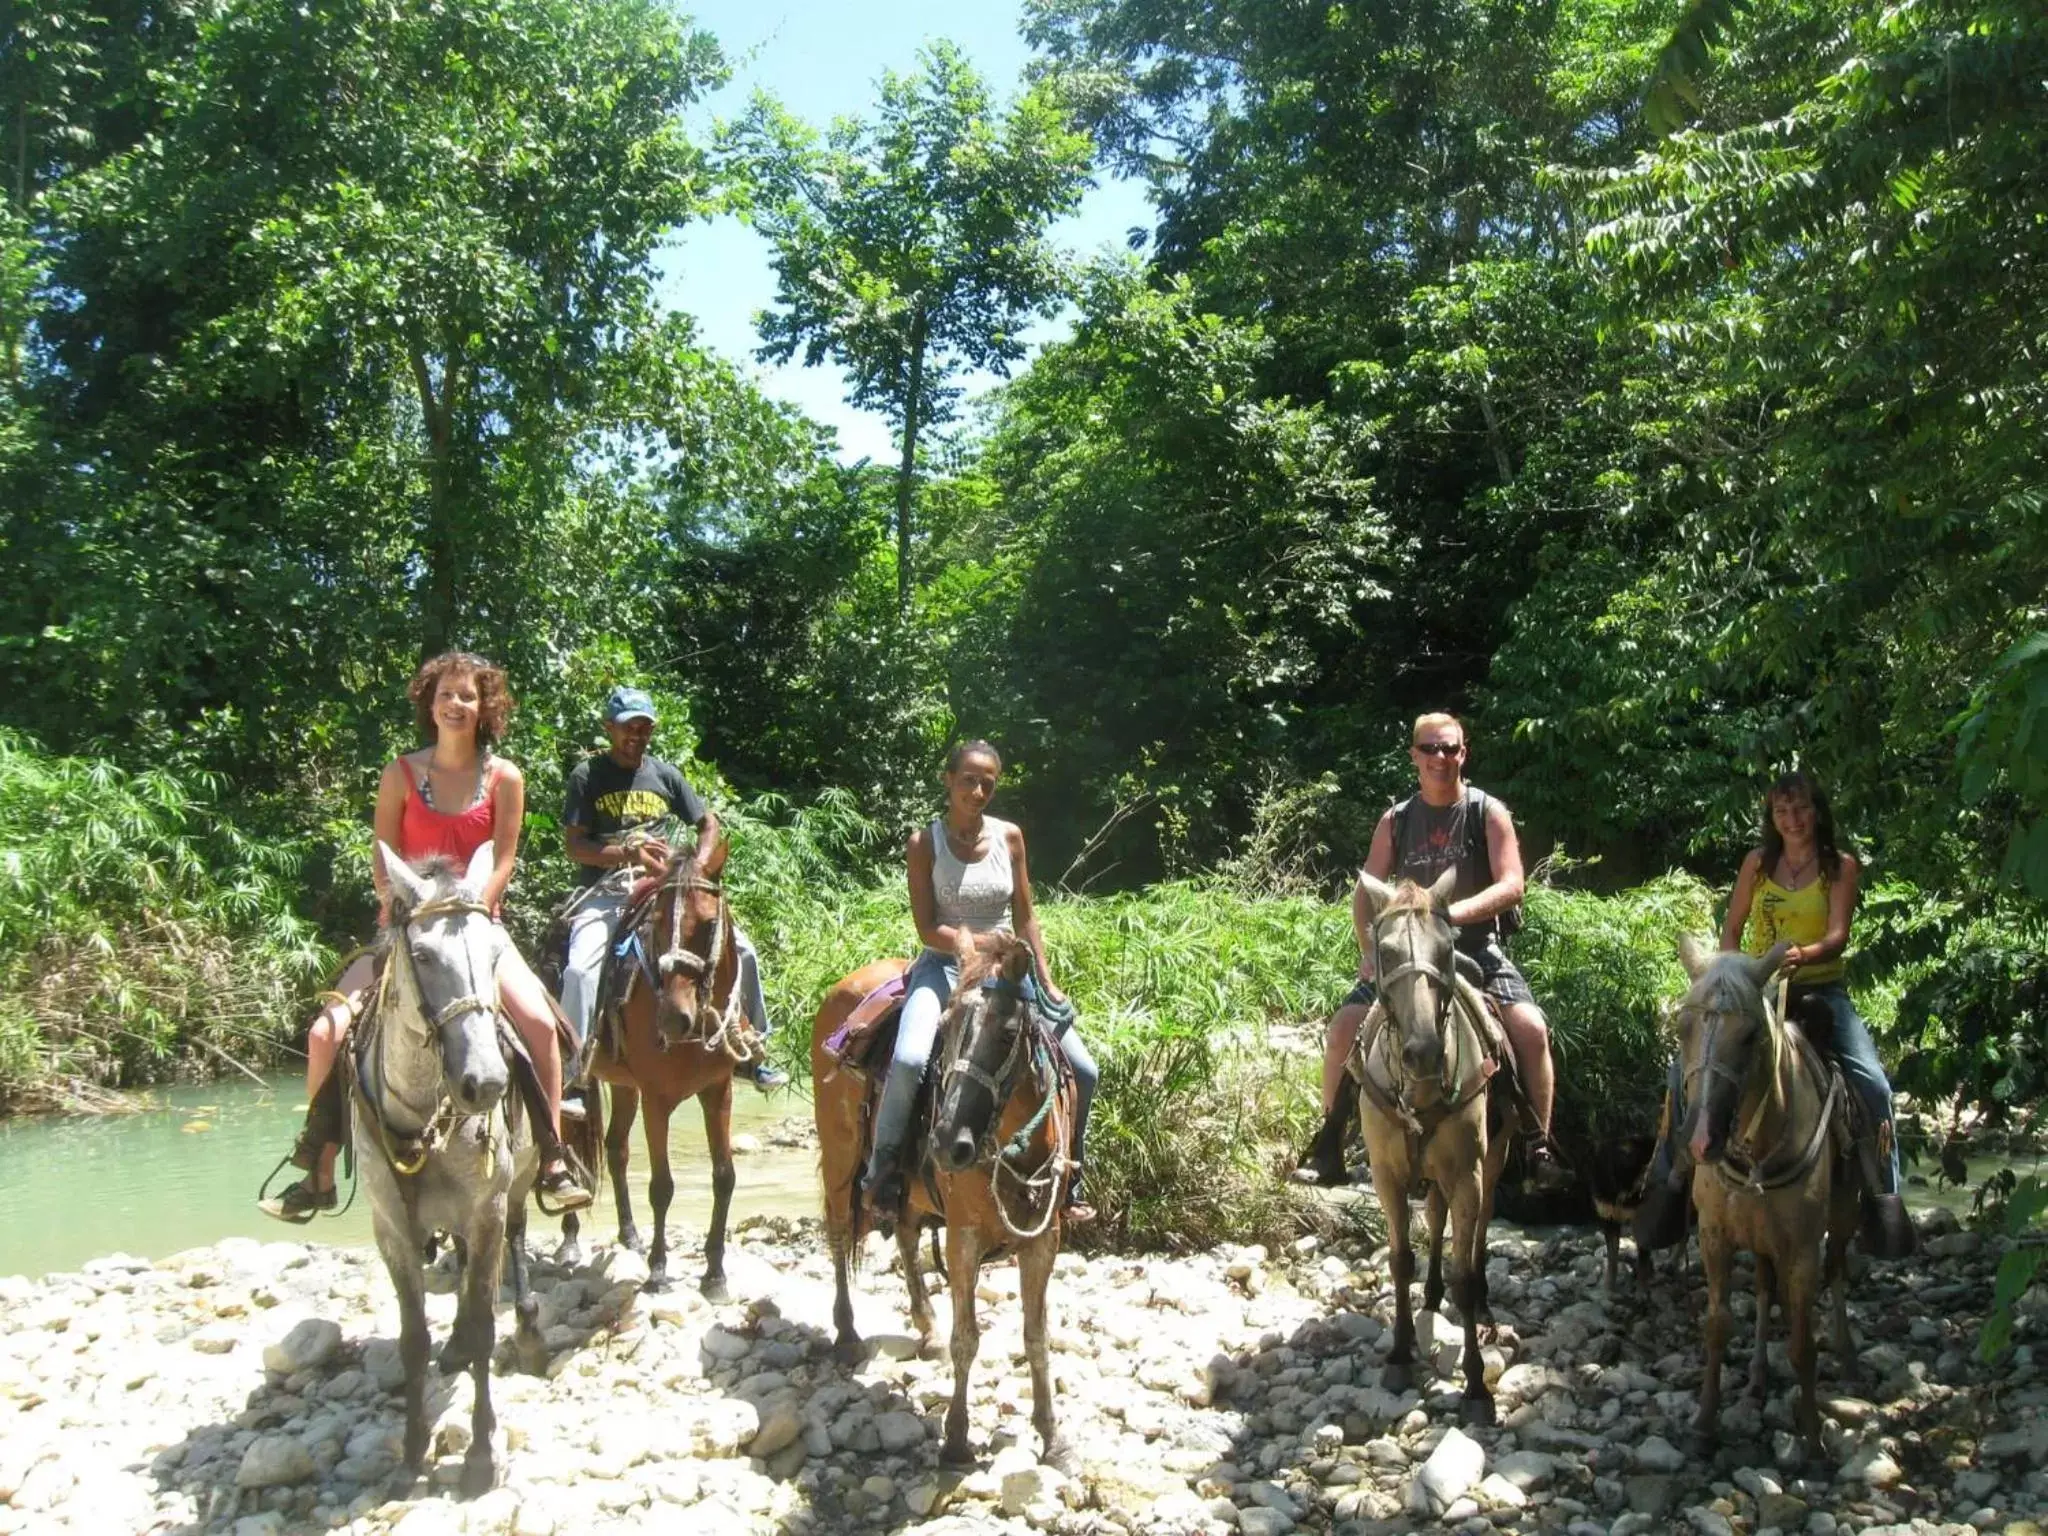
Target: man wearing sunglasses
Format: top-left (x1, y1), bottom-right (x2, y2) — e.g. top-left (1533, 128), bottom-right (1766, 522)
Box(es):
top-left (1301, 712), bottom-right (1569, 1190)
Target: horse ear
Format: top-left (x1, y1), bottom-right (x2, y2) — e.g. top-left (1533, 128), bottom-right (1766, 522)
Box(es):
top-left (461, 841), bottom-right (495, 894)
top-left (1428, 866), bottom-right (1458, 910)
top-left (379, 842), bottom-right (429, 913)
top-left (1357, 873), bottom-right (1396, 918)
top-left (698, 836), bottom-right (729, 880)
top-left (1677, 933), bottom-right (1711, 979)
top-left (1748, 942), bottom-right (1792, 986)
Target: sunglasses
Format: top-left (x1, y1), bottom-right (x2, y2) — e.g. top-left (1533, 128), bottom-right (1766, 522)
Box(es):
top-left (1414, 741), bottom-right (1463, 757)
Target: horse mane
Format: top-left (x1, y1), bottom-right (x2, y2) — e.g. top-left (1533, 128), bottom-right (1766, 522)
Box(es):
top-left (959, 932), bottom-right (1032, 991)
top-left (1380, 880), bottom-right (1441, 919)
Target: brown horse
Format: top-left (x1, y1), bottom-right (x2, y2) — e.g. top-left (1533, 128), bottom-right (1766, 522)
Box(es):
top-left (1353, 869), bottom-right (1514, 1425)
top-left (582, 836), bottom-right (752, 1298)
top-left (1673, 936), bottom-right (1857, 1466)
top-left (812, 934), bottom-right (1079, 1471)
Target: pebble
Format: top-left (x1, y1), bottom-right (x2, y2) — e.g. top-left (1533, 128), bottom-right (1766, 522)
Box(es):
top-left (0, 1198), bottom-right (2021, 1536)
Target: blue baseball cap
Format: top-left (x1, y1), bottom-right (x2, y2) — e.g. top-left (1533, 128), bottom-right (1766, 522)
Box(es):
top-left (603, 686), bottom-right (657, 724)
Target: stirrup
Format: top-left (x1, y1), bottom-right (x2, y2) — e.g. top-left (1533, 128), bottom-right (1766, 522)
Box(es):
top-left (534, 1158), bottom-right (594, 1215)
top-left (1522, 1135), bottom-right (1573, 1193)
top-left (258, 1169), bottom-right (337, 1225)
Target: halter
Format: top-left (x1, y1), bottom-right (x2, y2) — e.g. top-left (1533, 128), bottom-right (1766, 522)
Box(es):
top-left (1680, 994), bottom-right (1840, 1193)
top-left (1369, 914), bottom-right (1473, 1105)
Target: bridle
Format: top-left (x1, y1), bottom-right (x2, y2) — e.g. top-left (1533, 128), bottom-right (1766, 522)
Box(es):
top-left (1678, 991), bottom-right (1837, 1192)
top-left (1367, 909), bottom-right (1476, 1107)
top-left (649, 859), bottom-right (748, 1056)
top-left (938, 970), bottom-right (1070, 1240)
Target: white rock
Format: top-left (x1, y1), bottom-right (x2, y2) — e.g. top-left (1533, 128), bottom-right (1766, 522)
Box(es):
top-left (262, 1315), bottom-right (342, 1374)
top-left (1000, 1464), bottom-right (1068, 1518)
top-left (875, 1410), bottom-right (926, 1452)
top-left (364, 1337), bottom-right (407, 1391)
top-left (700, 1325), bottom-right (752, 1364)
top-left (1410, 1425), bottom-right (1486, 1514)
top-left (1491, 1450), bottom-right (1558, 1491)
top-left (234, 1434), bottom-right (315, 1488)
top-left (749, 1402), bottom-right (804, 1458)
top-left (1633, 1435), bottom-right (1686, 1473)
top-left (1477, 1473), bottom-right (1528, 1510)
top-left (391, 1501), bottom-right (464, 1536)
top-left (1836, 1441), bottom-right (1902, 1488)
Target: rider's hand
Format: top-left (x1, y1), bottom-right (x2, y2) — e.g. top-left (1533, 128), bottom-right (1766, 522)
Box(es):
top-left (636, 839), bottom-right (672, 874)
top-left (1042, 979), bottom-right (1068, 1005)
top-left (1357, 954), bottom-right (1376, 983)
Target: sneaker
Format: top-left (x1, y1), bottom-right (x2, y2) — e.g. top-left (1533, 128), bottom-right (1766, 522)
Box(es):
top-left (538, 1159), bottom-right (594, 1213)
top-left (258, 1177), bottom-right (337, 1225)
top-left (745, 1061), bottom-right (789, 1092)
top-left (1521, 1135), bottom-right (1574, 1193)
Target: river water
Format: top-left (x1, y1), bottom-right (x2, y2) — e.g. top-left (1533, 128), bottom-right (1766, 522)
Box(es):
top-left (0, 1076), bottom-right (822, 1280)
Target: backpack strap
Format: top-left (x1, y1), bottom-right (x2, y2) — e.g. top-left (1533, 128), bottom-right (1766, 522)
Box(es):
top-left (1466, 785), bottom-right (1494, 883)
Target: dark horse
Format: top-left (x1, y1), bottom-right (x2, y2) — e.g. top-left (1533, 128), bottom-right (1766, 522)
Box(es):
top-left (354, 842), bottom-right (546, 1496)
top-left (580, 835), bottom-right (749, 1297)
top-left (812, 934), bottom-right (1080, 1471)
top-left (1352, 868), bottom-right (1514, 1426)
top-left (1674, 936), bottom-right (1857, 1467)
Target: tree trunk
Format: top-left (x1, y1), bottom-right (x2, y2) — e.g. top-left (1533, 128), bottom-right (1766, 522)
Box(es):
top-left (410, 346), bottom-right (460, 654)
top-left (893, 317), bottom-right (927, 617)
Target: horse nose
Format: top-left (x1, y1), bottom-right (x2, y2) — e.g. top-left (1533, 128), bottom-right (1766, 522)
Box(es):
top-left (1404, 1039), bottom-right (1441, 1076)
top-left (944, 1127), bottom-right (977, 1172)
top-left (457, 1070), bottom-right (504, 1113)
top-left (1685, 1104), bottom-right (1719, 1164)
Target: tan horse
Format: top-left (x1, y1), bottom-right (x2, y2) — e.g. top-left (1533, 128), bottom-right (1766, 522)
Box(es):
top-left (812, 934), bottom-right (1079, 1471)
top-left (1353, 869), bottom-right (1513, 1425)
top-left (583, 837), bottom-right (751, 1298)
top-left (1673, 936), bottom-right (1857, 1466)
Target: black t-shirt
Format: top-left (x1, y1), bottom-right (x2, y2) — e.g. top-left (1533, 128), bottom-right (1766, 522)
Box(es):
top-left (563, 754), bottom-right (707, 886)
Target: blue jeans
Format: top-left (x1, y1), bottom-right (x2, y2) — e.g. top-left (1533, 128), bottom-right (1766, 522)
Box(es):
top-left (1652, 982), bottom-right (1900, 1195)
top-left (864, 948), bottom-right (1099, 1196)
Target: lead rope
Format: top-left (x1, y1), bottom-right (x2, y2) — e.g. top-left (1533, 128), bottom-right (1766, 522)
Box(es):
top-left (989, 1037), bottom-right (1070, 1241)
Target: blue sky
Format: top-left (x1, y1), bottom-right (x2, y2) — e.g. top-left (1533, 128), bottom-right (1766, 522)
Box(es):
top-left (655, 0), bottom-right (1155, 463)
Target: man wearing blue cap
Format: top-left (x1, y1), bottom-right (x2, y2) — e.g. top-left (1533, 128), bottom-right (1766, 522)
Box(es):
top-left (560, 686), bottom-right (787, 1089)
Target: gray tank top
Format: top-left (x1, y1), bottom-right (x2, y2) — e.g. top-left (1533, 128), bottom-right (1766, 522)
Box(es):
top-left (1392, 786), bottom-right (1503, 954)
top-left (929, 817), bottom-right (1015, 935)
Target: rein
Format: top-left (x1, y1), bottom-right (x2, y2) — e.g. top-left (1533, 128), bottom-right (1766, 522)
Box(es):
top-left (1361, 912), bottom-right (1487, 1127)
top-left (1693, 1006), bottom-right (1842, 1194)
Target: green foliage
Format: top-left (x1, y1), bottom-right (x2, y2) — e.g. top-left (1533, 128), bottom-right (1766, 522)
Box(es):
top-left (1978, 1174), bottom-right (2048, 1362)
top-left (1516, 871), bottom-right (1718, 1142)
top-left (731, 40), bottom-right (1092, 608)
top-left (0, 730), bottom-right (327, 1106)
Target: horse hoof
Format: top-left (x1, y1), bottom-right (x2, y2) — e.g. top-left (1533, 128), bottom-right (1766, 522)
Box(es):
top-left (642, 1272), bottom-right (672, 1295)
top-left (832, 1336), bottom-right (866, 1368)
top-left (458, 1452), bottom-right (496, 1499)
top-left (1380, 1362), bottom-right (1412, 1393)
top-left (940, 1438), bottom-right (976, 1469)
top-left (436, 1342), bottom-right (475, 1376)
top-left (917, 1334), bottom-right (944, 1362)
top-left (1042, 1436), bottom-right (1080, 1477)
top-left (1689, 1431), bottom-right (1717, 1461)
top-left (699, 1275), bottom-right (731, 1305)
top-left (1462, 1394), bottom-right (1496, 1428)
top-left (619, 1230), bottom-right (646, 1255)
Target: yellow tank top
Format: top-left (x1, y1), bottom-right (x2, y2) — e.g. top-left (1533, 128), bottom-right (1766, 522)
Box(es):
top-left (1745, 872), bottom-right (1844, 984)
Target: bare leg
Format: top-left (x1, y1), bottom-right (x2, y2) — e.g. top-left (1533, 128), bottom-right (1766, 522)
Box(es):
top-left (1499, 1001), bottom-right (1555, 1131)
top-left (699, 1074), bottom-right (735, 1303)
top-left (941, 1223), bottom-right (988, 1466)
top-left (501, 953), bottom-right (564, 1142)
top-left (1021, 1234), bottom-right (1076, 1472)
top-left (1321, 1004), bottom-right (1370, 1113)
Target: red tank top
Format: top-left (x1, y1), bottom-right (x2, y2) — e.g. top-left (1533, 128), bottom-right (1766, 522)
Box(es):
top-left (399, 758), bottom-right (500, 866)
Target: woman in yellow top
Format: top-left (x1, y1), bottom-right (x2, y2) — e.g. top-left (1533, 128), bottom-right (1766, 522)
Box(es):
top-left (1638, 770), bottom-right (1915, 1258)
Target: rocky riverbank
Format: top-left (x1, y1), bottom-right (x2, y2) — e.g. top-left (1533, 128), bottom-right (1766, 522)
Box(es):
top-left (0, 1204), bottom-right (2041, 1536)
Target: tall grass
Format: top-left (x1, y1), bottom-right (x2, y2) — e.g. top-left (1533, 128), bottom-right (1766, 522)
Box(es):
top-left (0, 729), bottom-right (328, 1108)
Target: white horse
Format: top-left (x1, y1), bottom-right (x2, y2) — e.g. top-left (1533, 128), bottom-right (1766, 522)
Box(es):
top-left (354, 841), bottom-right (544, 1496)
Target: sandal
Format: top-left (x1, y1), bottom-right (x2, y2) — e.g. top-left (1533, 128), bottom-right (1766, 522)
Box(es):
top-left (259, 1177), bottom-right (337, 1225)
top-left (538, 1158), bottom-right (593, 1212)
top-left (1063, 1199), bottom-right (1098, 1227)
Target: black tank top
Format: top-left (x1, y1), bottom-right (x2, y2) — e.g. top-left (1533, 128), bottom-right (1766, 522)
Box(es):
top-left (1392, 785), bottom-right (1500, 951)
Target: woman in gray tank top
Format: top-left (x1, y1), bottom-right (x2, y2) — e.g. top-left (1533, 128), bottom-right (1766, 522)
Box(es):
top-left (862, 740), bottom-right (1099, 1222)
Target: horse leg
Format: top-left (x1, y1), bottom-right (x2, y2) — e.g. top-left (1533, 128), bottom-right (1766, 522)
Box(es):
top-left (557, 1086), bottom-right (602, 1267)
top-left (941, 1222), bottom-right (989, 1466)
top-left (454, 1211), bottom-right (505, 1498)
top-left (1447, 1160), bottom-right (1494, 1426)
top-left (1422, 1181), bottom-right (1448, 1318)
top-left (1021, 1232), bottom-right (1076, 1474)
top-left (643, 1094), bottom-right (678, 1293)
top-left (898, 1222), bottom-right (938, 1357)
top-left (1372, 1164), bottom-right (1417, 1394)
top-left (1747, 1252), bottom-right (1776, 1402)
top-left (699, 1073), bottom-right (736, 1303)
top-left (505, 1200), bottom-right (548, 1377)
top-left (373, 1218), bottom-right (433, 1474)
top-left (1785, 1254), bottom-right (1826, 1468)
top-left (1826, 1219), bottom-right (1856, 1385)
top-left (1691, 1214), bottom-right (1733, 1458)
top-left (607, 1082), bottom-right (643, 1254)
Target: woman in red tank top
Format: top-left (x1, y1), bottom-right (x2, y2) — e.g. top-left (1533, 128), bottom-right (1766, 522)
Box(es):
top-left (259, 652), bottom-right (591, 1220)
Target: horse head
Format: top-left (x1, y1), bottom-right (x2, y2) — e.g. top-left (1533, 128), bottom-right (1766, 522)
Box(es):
top-left (932, 933), bottom-right (1037, 1175)
top-left (1673, 935), bottom-right (1791, 1166)
top-left (377, 841), bottom-right (509, 1115)
top-left (652, 836), bottom-right (731, 1046)
top-left (1357, 866), bottom-right (1461, 1082)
